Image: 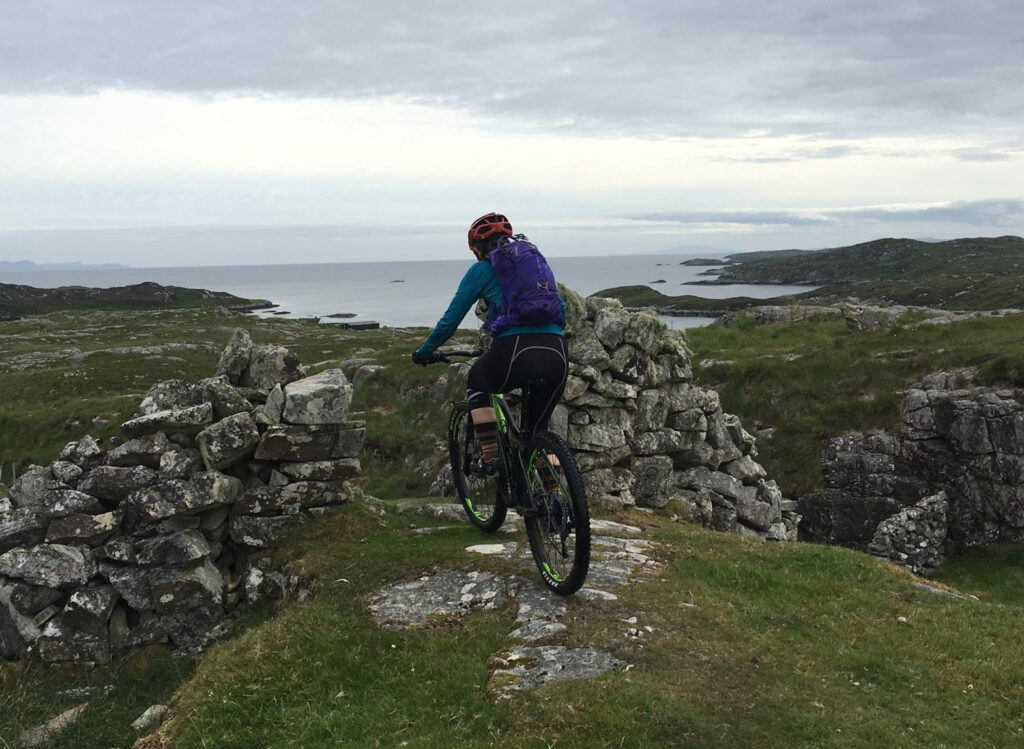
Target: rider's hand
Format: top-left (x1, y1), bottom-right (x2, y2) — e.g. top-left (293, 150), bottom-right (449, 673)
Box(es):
top-left (411, 350), bottom-right (430, 366)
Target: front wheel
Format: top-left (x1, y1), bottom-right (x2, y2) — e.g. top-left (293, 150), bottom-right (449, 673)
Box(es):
top-left (523, 431), bottom-right (590, 595)
top-left (448, 402), bottom-right (508, 533)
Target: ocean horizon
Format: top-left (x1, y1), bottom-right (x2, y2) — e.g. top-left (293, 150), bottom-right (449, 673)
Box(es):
top-left (3, 253), bottom-right (816, 330)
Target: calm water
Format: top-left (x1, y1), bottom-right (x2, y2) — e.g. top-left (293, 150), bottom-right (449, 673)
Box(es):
top-left (5, 254), bottom-right (815, 330)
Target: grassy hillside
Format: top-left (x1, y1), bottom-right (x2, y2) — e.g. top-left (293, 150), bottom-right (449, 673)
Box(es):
top-left (0, 281), bottom-right (266, 317)
top-left (2, 306), bottom-right (1024, 747)
top-left (3, 501), bottom-right (1022, 747)
top-left (597, 236), bottom-right (1024, 311)
top-left (686, 309), bottom-right (1024, 494)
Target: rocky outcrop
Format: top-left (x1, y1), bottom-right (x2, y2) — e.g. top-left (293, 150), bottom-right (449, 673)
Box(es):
top-left (438, 289), bottom-right (798, 541)
top-left (0, 332), bottom-right (363, 663)
top-left (799, 369), bottom-right (1024, 572)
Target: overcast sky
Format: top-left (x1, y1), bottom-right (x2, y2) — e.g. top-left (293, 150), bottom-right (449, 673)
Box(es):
top-left (1, 0), bottom-right (1022, 265)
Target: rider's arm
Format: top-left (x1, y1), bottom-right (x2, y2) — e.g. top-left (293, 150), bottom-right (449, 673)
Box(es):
top-left (416, 262), bottom-right (489, 358)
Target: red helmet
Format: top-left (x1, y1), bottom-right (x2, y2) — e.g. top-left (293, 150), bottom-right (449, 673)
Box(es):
top-left (468, 212), bottom-right (513, 250)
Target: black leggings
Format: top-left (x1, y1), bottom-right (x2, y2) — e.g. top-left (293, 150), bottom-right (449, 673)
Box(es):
top-left (466, 334), bottom-right (568, 438)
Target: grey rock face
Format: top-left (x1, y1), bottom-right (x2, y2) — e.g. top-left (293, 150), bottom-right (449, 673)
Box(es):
top-left (804, 369), bottom-right (1024, 569)
top-left (36, 618), bottom-right (111, 663)
top-left (487, 646), bottom-right (623, 700)
top-left (159, 448), bottom-right (204, 480)
top-left (137, 379), bottom-right (203, 416)
top-left (242, 345), bottom-right (305, 391)
top-left (0, 510), bottom-right (47, 553)
top-left (196, 412), bottom-right (260, 470)
top-left (198, 376), bottom-right (253, 418)
top-left (136, 531), bottom-right (212, 566)
top-left (61, 585), bottom-right (119, 637)
top-left (278, 459), bottom-right (360, 481)
top-left (51, 461), bottom-right (84, 485)
top-left (214, 328), bottom-right (254, 384)
top-left (868, 492), bottom-right (949, 574)
top-left (0, 545), bottom-right (96, 588)
top-left (58, 436), bottom-right (105, 469)
top-left (0, 582), bottom-right (42, 658)
top-left (150, 561), bottom-right (223, 615)
top-left (229, 515), bottom-right (305, 548)
top-left (78, 466), bottom-right (158, 504)
top-left (121, 403), bottom-right (215, 438)
top-left (282, 368), bottom-right (353, 425)
top-left (234, 481), bottom-right (354, 515)
top-left (129, 471), bottom-right (242, 520)
top-left (254, 424), bottom-right (338, 462)
top-left (45, 512), bottom-right (120, 545)
top-left (368, 569), bottom-right (511, 628)
top-left (107, 433), bottom-right (173, 469)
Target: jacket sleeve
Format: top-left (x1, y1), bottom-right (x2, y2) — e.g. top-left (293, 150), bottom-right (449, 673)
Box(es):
top-left (416, 264), bottom-right (487, 357)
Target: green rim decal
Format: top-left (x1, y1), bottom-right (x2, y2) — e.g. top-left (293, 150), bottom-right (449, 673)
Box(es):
top-left (542, 562), bottom-right (564, 582)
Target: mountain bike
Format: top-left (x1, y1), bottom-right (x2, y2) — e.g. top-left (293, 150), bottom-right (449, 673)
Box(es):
top-left (427, 348), bottom-right (591, 595)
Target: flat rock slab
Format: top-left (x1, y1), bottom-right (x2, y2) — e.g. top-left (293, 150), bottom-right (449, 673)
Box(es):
top-left (487, 646), bottom-right (624, 700)
top-left (466, 543), bottom-right (518, 558)
top-left (369, 569), bottom-right (511, 628)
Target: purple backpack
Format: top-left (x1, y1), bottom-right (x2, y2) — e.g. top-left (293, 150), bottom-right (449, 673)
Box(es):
top-left (487, 236), bottom-right (566, 336)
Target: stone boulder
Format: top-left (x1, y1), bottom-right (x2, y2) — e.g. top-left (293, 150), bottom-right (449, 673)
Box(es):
top-left (281, 368), bottom-right (353, 425)
top-left (196, 412), bottom-right (260, 470)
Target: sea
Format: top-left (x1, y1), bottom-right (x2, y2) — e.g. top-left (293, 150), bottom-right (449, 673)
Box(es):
top-left (5, 253), bottom-right (815, 330)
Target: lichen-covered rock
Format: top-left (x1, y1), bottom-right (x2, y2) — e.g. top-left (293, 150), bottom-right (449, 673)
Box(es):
top-left (214, 328), bottom-right (254, 385)
top-left (282, 368), bottom-right (353, 425)
top-left (135, 531), bottom-right (211, 566)
top-left (196, 412), bottom-right (260, 470)
top-left (198, 376), bottom-right (253, 418)
top-left (107, 433), bottom-right (173, 469)
top-left (121, 403), bottom-right (215, 438)
top-left (137, 379), bottom-right (203, 416)
top-left (36, 618), bottom-right (111, 664)
top-left (78, 466), bottom-right (158, 504)
top-left (0, 510), bottom-right (47, 554)
top-left (234, 481), bottom-right (354, 515)
top-left (229, 515), bottom-right (305, 548)
top-left (0, 544), bottom-right (96, 588)
top-left (254, 424), bottom-right (339, 462)
top-left (868, 492), bottom-right (949, 574)
top-left (278, 459), bottom-right (360, 481)
top-left (242, 345), bottom-right (306, 391)
top-left (150, 561), bottom-right (223, 615)
top-left (159, 448), bottom-right (204, 480)
top-left (51, 461), bottom-right (83, 485)
top-left (58, 436), bottom-right (105, 469)
top-left (128, 472), bottom-right (242, 521)
top-left (61, 585), bottom-right (119, 637)
top-left (45, 512), bottom-right (120, 545)
top-left (0, 582), bottom-right (41, 658)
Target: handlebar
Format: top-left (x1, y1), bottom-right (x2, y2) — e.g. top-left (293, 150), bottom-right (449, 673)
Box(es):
top-left (426, 347), bottom-right (486, 364)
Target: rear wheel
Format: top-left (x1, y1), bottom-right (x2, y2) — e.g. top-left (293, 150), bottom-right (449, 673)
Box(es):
top-left (523, 431), bottom-right (590, 595)
top-left (448, 402), bottom-right (508, 533)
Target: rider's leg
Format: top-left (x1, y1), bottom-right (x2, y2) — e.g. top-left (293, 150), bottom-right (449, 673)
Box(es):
top-left (470, 406), bottom-right (498, 460)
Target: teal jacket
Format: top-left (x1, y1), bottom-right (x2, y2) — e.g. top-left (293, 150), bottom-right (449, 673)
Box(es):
top-left (416, 259), bottom-right (565, 358)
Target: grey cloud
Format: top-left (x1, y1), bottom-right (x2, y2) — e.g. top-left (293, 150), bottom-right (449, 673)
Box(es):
top-left (623, 199), bottom-right (1024, 227)
top-left (1, 0), bottom-right (1022, 139)
top-left (624, 210), bottom-right (830, 226)
top-left (953, 148), bottom-right (1016, 162)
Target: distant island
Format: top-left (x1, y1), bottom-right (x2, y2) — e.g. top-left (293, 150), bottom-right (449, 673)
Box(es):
top-left (680, 258), bottom-right (726, 266)
top-left (0, 260), bottom-right (131, 272)
top-left (0, 281), bottom-right (268, 318)
top-left (597, 236), bottom-right (1024, 313)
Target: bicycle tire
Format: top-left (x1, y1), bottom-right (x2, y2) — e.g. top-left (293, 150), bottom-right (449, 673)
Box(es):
top-left (448, 401), bottom-right (508, 533)
top-left (522, 431), bottom-right (591, 595)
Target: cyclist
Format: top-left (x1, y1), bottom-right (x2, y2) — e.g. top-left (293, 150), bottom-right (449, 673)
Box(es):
top-left (412, 213), bottom-right (568, 469)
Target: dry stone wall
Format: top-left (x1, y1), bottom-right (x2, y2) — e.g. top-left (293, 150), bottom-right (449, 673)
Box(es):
top-left (442, 288), bottom-right (798, 541)
top-left (799, 369), bottom-right (1024, 573)
top-left (0, 330), bottom-right (363, 663)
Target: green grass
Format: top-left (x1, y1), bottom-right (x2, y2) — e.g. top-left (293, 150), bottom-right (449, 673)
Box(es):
top-left (3, 306), bottom-right (1024, 747)
top-left (685, 310), bottom-right (1024, 494)
top-left (6, 505), bottom-right (1022, 747)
